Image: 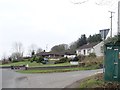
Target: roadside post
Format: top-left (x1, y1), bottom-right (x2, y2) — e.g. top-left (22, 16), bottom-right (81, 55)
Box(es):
top-left (25, 64), bottom-right (29, 70)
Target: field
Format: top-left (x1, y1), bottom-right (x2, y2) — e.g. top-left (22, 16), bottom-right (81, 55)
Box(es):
top-left (1, 56), bottom-right (103, 73)
top-left (0, 60), bottom-right (72, 67)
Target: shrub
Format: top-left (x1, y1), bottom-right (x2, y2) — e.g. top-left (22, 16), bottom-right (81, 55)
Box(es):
top-left (82, 56), bottom-right (103, 68)
top-left (73, 56), bottom-right (79, 61)
top-left (2, 60), bottom-right (10, 64)
top-left (30, 56), bottom-right (36, 63)
top-left (36, 56), bottom-right (44, 63)
top-left (77, 55), bottom-right (85, 61)
top-left (12, 60), bottom-right (19, 63)
top-left (88, 53), bottom-right (96, 58)
top-left (54, 57), bottom-right (68, 64)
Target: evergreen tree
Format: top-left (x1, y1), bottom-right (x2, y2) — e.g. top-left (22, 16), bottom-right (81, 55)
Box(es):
top-left (87, 34), bottom-right (102, 43)
top-left (76, 34), bottom-right (87, 48)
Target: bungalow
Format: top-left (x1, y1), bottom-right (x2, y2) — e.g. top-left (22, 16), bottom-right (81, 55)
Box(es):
top-left (36, 51), bottom-right (76, 59)
top-left (76, 42), bottom-right (104, 57)
top-left (64, 52), bottom-right (76, 59)
top-left (36, 52), bottom-right (64, 59)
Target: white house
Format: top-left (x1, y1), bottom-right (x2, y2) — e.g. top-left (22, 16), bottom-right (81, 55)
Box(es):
top-left (76, 42), bottom-right (104, 57)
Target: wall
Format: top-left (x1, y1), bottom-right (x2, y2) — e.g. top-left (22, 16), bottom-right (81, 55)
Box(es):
top-left (76, 48), bottom-right (94, 56)
top-left (93, 41), bottom-right (104, 57)
top-left (64, 55), bottom-right (76, 59)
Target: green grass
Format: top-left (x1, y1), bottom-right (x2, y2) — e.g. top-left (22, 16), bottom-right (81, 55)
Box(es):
top-left (0, 60), bottom-right (71, 67)
top-left (0, 60), bottom-right (42, 67)
top-left (79, 73), bottom-right (104, 88)
top-left (79, 73), bottom-right (120, 88)
top-left (80, 78), bottom-right (103, 88)
top-left (47, 62), bottom-right (71, 66)
top-left (16, 65), bottom-right (98, 73)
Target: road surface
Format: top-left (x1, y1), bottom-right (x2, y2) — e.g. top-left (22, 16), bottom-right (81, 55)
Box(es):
top-left (2, 69), bottom-right (103, 88)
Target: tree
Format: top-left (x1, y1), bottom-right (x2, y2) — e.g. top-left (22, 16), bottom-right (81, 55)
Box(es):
top-left (2, 53), bottom-right (7, 61)
top-left (11, 42), bottom-right (24, 61)
top-left (87, 34), bottom-right (102, 43)
top-left (51, 44), bottom-right (69, 53)
top-left (11, 52), bottom-right (23, 61)
top-left (28, 44), bottom-right (38, 57)
top-left (12, 42), bottom-right (23, 54)
top-left (36, 48), bottom-right (43, 54)
top-left (76, 34), bottom-right (87, 48)
top-left (69, 41), bottom-right (77, 52)
top-left (105, 35), bottom-right (119, 44)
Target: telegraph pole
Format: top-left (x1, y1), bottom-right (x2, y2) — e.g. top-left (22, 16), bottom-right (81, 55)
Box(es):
top-left (118, 1), bottom-right (120, 35)
top-left (109, 11), bottom-right (115, 38)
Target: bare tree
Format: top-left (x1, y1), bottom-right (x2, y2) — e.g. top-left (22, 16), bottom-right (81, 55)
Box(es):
top-left (11, 42), bottom-right (24, 61)
top-left (13, 42), bottom-right (24, 54)
top-left (2, 53), bottom-right (7, 61)
top-left (36, 48), bottom-right (43, 54)
top-left (28, 44), bottom-right (38, 57)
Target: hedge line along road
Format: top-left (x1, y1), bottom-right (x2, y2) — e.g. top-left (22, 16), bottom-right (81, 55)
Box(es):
top-left (1, 68), bottom-right (103, 88)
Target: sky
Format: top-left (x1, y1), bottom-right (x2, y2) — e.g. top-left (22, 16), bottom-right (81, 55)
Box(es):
top-left (0, 0), bottom-right (119, 59)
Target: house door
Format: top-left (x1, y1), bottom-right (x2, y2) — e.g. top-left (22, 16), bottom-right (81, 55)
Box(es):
top-left (83, 50), bottom-right (86, 55)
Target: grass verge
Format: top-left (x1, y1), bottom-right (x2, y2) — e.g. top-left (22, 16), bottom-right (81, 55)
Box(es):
top-left (79, 73), bottom-right (120, 88)
top-left (16, 65), bottom-right (99, 73)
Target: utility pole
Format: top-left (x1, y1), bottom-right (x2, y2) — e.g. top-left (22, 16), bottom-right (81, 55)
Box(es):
top-left (109, 11), bottom-right (115, 38)
top-left (118, 1), bottom-right (120, 35)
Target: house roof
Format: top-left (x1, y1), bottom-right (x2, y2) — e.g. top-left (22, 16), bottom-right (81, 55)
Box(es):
top-left (77, 42), bottom-right (99, 50)
top-left (36, 50), bottom-right (76, 56)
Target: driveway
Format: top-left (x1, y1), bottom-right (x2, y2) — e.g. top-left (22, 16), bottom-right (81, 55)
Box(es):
top-left (2, 69), bottom-right (103, 88)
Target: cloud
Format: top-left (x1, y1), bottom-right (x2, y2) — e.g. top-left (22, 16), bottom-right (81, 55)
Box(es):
top-left (0, 0), bottom-right (118, 59)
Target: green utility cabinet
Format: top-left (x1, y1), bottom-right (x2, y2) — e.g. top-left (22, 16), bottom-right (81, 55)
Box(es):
top-left (104, 40), bottom-right (120, 82)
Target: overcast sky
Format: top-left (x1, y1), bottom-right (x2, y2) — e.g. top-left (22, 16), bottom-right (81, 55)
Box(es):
top-left (0, 0), bottom-right (119, 59)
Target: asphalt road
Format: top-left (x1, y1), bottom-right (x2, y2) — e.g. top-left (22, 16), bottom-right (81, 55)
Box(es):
top-left (2, 69), bottom-right (103, 88)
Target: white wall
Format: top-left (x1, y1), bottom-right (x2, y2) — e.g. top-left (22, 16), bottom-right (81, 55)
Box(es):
top-left (76, 42), bottom-right (103, 57)
top-left (64, 55), bottom-right (76, 59)
top-left (76, 50), bottom-right (81, 56)
top-left (93, 41), bottom-right (103, 57)
top-left (76, 48), bottom-right (94, 56)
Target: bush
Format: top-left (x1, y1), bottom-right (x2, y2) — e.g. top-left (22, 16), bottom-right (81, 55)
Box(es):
top-left (12, 60), bottom-right (19, 63)
top-left (88, 53), bottom-right (96, 58)
top-left (2, 60), bottom-right (10, 64)
top-left (30, 56), bottom-right (36, 63)
top-left (54, 57), bottom-right (68, 64)
top-left (73, 56), bottom-right (79, 61)
top-left (77, 55), bottom-right (85, 61)
top-left (82, 56), bottom-right (103, 68)
top-left (36, 57), bottom-right (44, 63)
